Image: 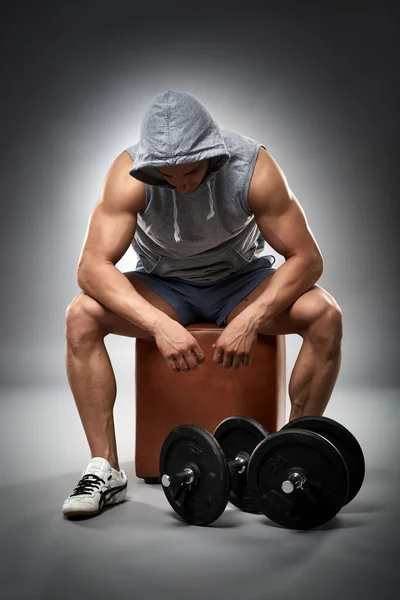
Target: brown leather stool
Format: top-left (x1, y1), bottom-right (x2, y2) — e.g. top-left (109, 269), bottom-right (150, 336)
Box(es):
top-left (134, 323), bottom-right (286, 482)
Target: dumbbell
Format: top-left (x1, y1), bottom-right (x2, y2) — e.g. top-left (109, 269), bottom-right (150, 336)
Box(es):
top-left (159, 416), bottom-right (269, 526)
top-left (247, 415), bottom-right (365, 530)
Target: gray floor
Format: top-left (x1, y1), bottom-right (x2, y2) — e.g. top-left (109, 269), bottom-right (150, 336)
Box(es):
top-left (1, 386), bottom-right (399, 600)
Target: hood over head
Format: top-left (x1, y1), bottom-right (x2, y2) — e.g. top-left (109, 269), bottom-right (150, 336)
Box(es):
top-left (129, 89), bottom-right (230, 187)
top-left (129, 90), bottom-right (231, 242)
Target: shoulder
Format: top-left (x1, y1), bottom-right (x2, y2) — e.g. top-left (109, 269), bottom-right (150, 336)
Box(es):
top-left (220, 129), bottom-right (266, 184)
top-left (248, 147), bottom-right (291, 214)
top-left (102, 150), bottom-right (146, 213)
top-left (220, 129), bottom-right (261, 156)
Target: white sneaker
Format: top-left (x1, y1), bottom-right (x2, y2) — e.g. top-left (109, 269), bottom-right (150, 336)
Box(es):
top-left (62, 457), bottom-right (128, 517)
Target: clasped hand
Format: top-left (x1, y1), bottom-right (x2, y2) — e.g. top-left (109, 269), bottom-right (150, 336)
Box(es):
top-left (155, 314), bottom-right (259, 373)
top-left (212, 317), bottom-right (258, 369)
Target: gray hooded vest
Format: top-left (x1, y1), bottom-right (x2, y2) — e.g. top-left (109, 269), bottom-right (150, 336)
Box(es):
top-left (125, 90), bottom-right (275, 284)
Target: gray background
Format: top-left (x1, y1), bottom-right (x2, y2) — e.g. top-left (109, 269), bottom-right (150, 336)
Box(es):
top-left (1, 1), bottom-right (398, 389)
top-left (0, 1), bottom-right (399, 599)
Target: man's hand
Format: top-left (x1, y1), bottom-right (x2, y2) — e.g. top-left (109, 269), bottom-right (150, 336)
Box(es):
top-left (212, 316), bottom-right (258, 369)
top-left (154, 318), bottom-right (205, 374)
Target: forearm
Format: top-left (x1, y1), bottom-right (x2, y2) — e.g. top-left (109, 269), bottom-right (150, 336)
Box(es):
top-left (240, 254), bottom-right (323, 328)
top-left (77, 260), bottom-right (170, 335)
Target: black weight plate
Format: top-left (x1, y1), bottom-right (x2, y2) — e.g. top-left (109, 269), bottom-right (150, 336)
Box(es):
top-left (213, 416), bottom-right (269, 513)
top-left (159, 424), bottom-right (230, 526)
top-left (247, 429), bottom-right (349, 529)
top-left (281, 416), bottom-right (365, 506)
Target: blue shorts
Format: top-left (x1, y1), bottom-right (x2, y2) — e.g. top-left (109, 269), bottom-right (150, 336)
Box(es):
top-left (130, 256), bottom-right (276, 327)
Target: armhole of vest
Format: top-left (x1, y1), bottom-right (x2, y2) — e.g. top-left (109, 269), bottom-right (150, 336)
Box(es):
top-left (240, 142), bottom-right (266, 215)
top-left (142, 185), bottom-right (150, 213)
top-left (125, 147), bottom-right (135, 161)
top-left (135, 185), bottom-right (150, 215)
top-left (125, 147), bottom-right (150, 214)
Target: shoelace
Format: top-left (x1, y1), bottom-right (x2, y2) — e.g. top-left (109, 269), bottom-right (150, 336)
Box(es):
top-left (70, 473), bottom-right (110, 497)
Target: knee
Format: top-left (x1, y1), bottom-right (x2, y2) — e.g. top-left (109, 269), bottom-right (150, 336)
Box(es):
top-left (65, 292), bottom-right (105, 348)
top-left (306, 294), bottom-right (343, 356)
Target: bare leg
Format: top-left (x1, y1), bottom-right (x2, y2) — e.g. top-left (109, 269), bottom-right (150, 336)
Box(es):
top-left (287, 333), bottom-right (342, 421)
top-left (65, 274), bottom-right (180, 471)
top-left (66, 335), bottom-right (121, 470)
top-left (225, 281), bottom-right (343, 422)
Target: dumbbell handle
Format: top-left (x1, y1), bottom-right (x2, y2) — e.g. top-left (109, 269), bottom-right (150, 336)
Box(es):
top-left (281, 471), bottom-right (306, 494)
top-left (280, 470), bottom-right (321, 509)
top-left (229, 454), bottom-right (247, 474)
top-left (161, 467), bottom-right (194, 488)
top-left (162, 455), bottom-right (247, 488)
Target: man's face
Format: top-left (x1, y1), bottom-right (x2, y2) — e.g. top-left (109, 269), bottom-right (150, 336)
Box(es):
top-left (157, 159), bottom-right (210, 194)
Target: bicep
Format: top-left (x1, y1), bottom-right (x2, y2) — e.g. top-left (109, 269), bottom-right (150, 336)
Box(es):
top-left (79, 199), bottom-right (137, 267)
top-left (78, 153), bottom-right (142, 267)
top-left (256, 193), bottom-right (321, 260)
top-left (250, 148), bottom-right (322, 261)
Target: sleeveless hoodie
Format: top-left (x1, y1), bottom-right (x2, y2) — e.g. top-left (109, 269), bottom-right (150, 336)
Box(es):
top-left (125, 89), bottom-right (275, 284)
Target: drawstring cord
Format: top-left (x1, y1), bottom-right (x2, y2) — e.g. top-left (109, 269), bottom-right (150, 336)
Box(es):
top-left (172, 190), bottom-right (182, 242)
top-left (206, 181), bottom-right (215, 220)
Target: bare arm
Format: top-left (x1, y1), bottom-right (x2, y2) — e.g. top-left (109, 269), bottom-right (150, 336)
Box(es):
top-left (244, 147), bottom-right (324, 327)
top-left (77, 151), bottom-right (171, 335)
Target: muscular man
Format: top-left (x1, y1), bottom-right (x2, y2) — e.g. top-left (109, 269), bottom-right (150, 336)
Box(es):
top-left (62, 90), bottom-right (342, 518)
